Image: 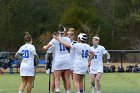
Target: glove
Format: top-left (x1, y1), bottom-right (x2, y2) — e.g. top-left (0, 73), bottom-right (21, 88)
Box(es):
top-left (46, 62), bottom-right (52, 70)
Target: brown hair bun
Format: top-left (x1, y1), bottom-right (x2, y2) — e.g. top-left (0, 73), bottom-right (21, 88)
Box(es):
top-left (24, 32), bottom-right (32, 42)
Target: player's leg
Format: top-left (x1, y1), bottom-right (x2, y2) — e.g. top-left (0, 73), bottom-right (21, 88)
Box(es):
top-left (70, 70), bottom-right (73, 80)
top-left (79, 75), bottom-right (84, 93)
top-left (90, 74), bottom-right (97, 93)
top-left (54, 70), bottom-right (62, 93)
top-left (27, 76), bottom-right (34, 93)
top-left (61, 72), bottom-right (66, 91)
top-left (19, 76), bottom-right (27, 93)
top-left (95, 73), bottom-right (102, 93)
top-left (73, 73), bottom-right (81, 93)
top-left (63, 69), bottom-right (71, 93)
top-left (51, 72), bottom-right (55, 93)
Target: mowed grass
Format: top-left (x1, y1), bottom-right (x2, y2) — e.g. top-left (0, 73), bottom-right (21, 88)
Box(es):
top-left (0, 73), bottom-right (140, 93)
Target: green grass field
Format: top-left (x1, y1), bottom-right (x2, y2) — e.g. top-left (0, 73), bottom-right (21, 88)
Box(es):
top-left (0, 73), bottom-right (140, 93)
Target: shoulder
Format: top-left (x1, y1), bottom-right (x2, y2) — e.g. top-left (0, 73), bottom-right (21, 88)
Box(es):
top-left (62, 37), bottom-right (71, 41)
top-left (85, 44), bottom-right (90, 48)
top-left (71, 41), bottom-right (77, 45)
top-left (49, 38), bottom-right (57, 45)
top-left (62, 37), bottom-right (69, 39)
top-left (51, 38), bottom-right (57, 42)
top-left (99, 45), bottom-right (105, 49)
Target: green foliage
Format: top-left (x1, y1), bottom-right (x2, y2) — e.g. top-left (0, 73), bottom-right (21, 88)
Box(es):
top-left (0, 0), bottom-right (140, 51)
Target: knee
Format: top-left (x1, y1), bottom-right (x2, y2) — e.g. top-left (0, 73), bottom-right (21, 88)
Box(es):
top-left (95, 77), bottom-right (100, 82)
top-left (91, 78), bottom-right (95, 82)
top-left (22, 81), bottom-right (27, 85)
top-left (55, 77), bottom-right (60, 81)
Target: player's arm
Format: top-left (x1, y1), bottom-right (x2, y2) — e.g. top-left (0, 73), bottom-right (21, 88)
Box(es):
top-left (88, 51), bottom-right (94, 64)
top-left (102, 46), bottom-right (110, 64)
top-left (53, 35), bottom-right (71, 48)
top-left (15, 52), bottom-right (22, 64)
top-left (42, 44), bottom-right (52, 51)
top-left (15, 52), bottom-right (22, 60)
top-left (32, 50), bottom-right (40, 66)
top-left (105, 52), bottom-right (110, 64)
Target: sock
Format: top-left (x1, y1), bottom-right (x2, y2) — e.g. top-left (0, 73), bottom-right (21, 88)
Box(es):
top-left (66, 90), bottom-right (70, 93)
top-left (92, 87), bottom-right (97, 93)
top-left (55, 88), bottom-right (60, 92)
top-left (80, 88), bottom-right (83, 93)
top-left (76, 92), bottom-right (80, 93)
top-left (97, 91), bottom-right (100, 93)
top-left (18, 91), bottom-right (22, 93)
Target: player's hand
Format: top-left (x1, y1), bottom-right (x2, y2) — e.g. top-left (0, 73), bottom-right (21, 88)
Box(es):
top-left (42, 46), bottom-right (47, 50)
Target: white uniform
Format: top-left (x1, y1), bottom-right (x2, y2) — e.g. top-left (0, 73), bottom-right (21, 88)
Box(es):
top-left (71, 43), bottom-right (92, 75)
top-left (18, 43), bottom-right (36, 76)
top-left (90, 45), bottom-right (108, 74)
top-left (70, 41), bottom-right (77, 70)
top-left (49, 37), bottom-right (71, 70)
top-left (46, 45), bottom-right (55, 73)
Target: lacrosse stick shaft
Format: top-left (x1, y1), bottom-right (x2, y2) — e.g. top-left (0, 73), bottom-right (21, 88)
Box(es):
top-left (84, 75), bottom-right (85, 91)
top-left (48, 67), bottom-right (52, 93)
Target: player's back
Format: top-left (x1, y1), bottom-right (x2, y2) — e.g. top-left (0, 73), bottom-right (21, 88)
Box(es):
top-left (49, 37), bottom-right (71, 61)
top-left (73, 43), bottom-right (91, 64)
top-left (18, 43), bottom-right (35, 68)
top-left (49, 37), bottom-right (71, 70)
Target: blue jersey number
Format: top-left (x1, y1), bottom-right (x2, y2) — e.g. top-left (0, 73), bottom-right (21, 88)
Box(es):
top-left (82, 50), bottom-right (88, 58)
top-left (59, 43), bottom-right (65, 51)
top-left (22, 50), bottom-right (29, 58)
top-left (94, 55), bottom-right (97, 59)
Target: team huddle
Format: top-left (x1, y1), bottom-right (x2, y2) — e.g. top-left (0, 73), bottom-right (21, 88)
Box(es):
top-left (15, 26), bottom-right (110, 93)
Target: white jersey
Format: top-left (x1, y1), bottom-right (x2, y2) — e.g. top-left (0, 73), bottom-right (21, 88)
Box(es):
top-left (90, 45), bottom-right (107, 69)
top-left (49, 37), bottom-right (71, 70)
top-left (71, 43), bottom-right (92, 75)
top-left (18, 43), bottom-right (36, 69)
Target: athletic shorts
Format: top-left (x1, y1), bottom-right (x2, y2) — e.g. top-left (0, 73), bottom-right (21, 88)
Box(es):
top-left (90, 65), bottom-right (103, 74)
top-left (20, 67), bottom-right (34, 76)
top-left (73, 65), bottom-right (88, 75)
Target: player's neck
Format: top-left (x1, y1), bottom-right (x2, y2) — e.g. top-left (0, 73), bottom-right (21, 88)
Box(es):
top-left (93, 44), bottom-right (98, 48)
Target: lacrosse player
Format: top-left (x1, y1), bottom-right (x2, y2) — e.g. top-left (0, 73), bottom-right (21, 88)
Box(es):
top-left (43, 26), bottom-right (71, 93)
top-left (66, 27), bottom-right (77, 79)
top-left (15, 32), bottom-right (39, 93)
top-left (45, 45), bottom-right (55, 93)
top-left (53, 33), bottom-right (94, 93)
top-left (89, 36), bottom-right (110, 93)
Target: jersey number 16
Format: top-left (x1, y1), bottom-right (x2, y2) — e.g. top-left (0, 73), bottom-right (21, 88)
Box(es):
top-left (82, 50), bottom-right (88, 58)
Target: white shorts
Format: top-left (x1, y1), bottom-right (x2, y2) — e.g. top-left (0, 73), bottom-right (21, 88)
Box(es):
top-left (73, 65), bottom-right (88, 75)
top-left (90, 65), bottom-right (103, 74)
top-left (20, 67), bottom-right (35, 76)
top-left (54, 60), bottom-right (71, 70)
top-left (71, 64), bottom-right (74, 71)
